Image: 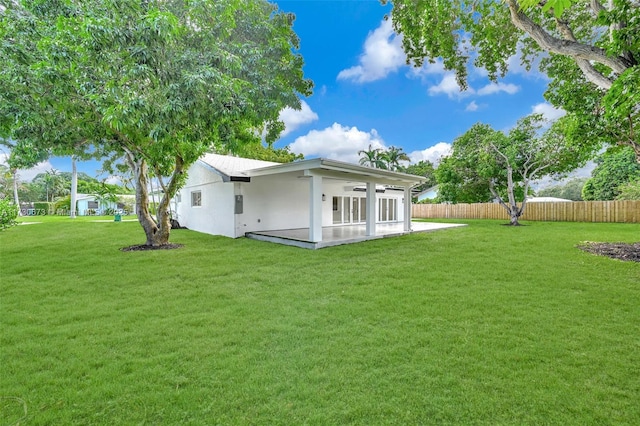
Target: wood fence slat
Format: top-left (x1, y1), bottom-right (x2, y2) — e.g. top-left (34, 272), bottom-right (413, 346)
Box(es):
top-left (412, 200), bottom-right (640, 223)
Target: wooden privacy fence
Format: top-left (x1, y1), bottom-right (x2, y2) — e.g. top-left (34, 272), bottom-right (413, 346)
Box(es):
top-left (412, 201), bottom-right (640, 223)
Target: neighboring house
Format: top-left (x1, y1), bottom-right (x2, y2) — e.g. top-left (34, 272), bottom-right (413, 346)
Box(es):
top-left (76, 194), bottom-right (134, 216)
top-left (174, 154), bottom-right (426, 246)
top-left (526, 196), bottom-right (573, 203)
top-left (415, 185), bottom-right (439, 202)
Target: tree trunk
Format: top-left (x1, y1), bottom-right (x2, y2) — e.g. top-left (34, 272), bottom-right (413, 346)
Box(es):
top-left (124, 148), bottom-right (184, 246)
top-left (489, 166), bottom-right (525, 226)
top-left (505, 166), bottom-right (522, 226)
top-left (136, 159), bottom-right (169, 246)
top-left (12, 169), bottom-right (21, 216)
top-left (70, 157), bottom-right (77, 218)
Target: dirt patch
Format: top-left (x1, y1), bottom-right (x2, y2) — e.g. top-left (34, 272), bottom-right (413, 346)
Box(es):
top-left (120, 243), bottom-right (184, 252)
top-left (577, 242), bottom-right (640, 262)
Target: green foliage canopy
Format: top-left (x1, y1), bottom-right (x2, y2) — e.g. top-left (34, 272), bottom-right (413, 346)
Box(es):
top-left (436, 115), bottom-right (590, 224)
top-left (0, 0), bottom-right (312, 245)
top-left (385, 0), bottom-right (639, 161)
top-left (582, 147), bottom-right (640, 200)
top-left (615, 179), bottom-right (640, 200)
top-left (398, 160), bottom-right (436, 192)
top-left (357, 145), bottom-right (411, 171)
top-left (0, 197), bottom-right (18, 229)
top-left (536, 177), bottom-right (587, 201)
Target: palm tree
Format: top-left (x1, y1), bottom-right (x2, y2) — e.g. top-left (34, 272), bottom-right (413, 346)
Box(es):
top-left (358, 144), bottom-right (385, 169)
top-left (70, 157), bottom-right (78, 218)
top-left (383, 146), bottom-right (411, 171)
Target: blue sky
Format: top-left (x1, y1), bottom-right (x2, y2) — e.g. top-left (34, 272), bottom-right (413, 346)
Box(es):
top-left (3, 0), bottom-right (570, 183)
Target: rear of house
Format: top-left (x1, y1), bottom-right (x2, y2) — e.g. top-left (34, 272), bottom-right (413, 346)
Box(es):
top-left (175, 154), bottom-right (424, 244)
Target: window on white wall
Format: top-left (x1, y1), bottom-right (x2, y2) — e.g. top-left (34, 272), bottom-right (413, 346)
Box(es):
top-left (191, 191), bottom-right (202, 207)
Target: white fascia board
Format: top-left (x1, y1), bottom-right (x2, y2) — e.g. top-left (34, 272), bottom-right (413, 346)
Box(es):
top-left (246, 158), bottom-right (425, 187)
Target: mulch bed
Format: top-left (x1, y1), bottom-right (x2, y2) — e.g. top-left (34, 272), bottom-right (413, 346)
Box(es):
top-left (577, 242), bottom-right (640, 262)
top-left (120, 243), bottom-right (184, 252)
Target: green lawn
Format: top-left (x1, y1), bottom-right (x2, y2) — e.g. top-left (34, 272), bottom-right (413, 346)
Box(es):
top-left (1, 218), bottom-right (639, 425)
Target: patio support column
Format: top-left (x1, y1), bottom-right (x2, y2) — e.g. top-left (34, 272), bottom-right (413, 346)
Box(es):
top-left (309, 174), bottom-right (323, 242)
top-left (366, 182), bottom-right (376, 236)
top-left (404, 186), bottom-right (412, 232)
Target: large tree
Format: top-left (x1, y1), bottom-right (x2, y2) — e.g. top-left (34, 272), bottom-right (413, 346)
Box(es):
top-left (435, 124), bottom-right (498, 204)
top-left (582, 146), bottom-right (640, 200)
top-left (382, 146), bottom-right (411, 171)
top-left (536, 177), bottom-right (588, 200)
top-left (0, 0), bottom-right (312, 246)
top-left (2, 141), bottom-right (49, 210)
top-left (385, 0), bottom-right (640, 161)
top-left (358, 144), bottom-right (386, 169)
top-left (437, 115), bottom-right (588, 225)
top-left (398, 160), bottom-right (436, 192)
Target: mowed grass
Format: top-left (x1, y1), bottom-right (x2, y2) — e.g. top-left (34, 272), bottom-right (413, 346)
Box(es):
top-left (1, 217), bottom-right (639, 425)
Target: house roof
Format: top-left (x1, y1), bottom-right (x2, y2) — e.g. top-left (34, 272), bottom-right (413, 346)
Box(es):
top-left (198, 153), bottom-right (279, 181)
top-left (527, 196), bottom-right (573, 202)
top-left (248, 157), bottom-right (426, 187)
top-left (198, 154), bottom-right (426, 187)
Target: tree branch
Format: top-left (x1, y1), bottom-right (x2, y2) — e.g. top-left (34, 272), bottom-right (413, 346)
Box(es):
top-left (589, 0), bottom-right (606, 15)
top-left (554, 17), bottom-right (615, 89)
top-left (507, 0), bottom-right (631, 90)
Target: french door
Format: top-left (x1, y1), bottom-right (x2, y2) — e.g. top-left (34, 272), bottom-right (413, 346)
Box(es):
top-left (333, 196), bottom-right (367, 224)
top-left (378, 198), bottom-right (397, 222)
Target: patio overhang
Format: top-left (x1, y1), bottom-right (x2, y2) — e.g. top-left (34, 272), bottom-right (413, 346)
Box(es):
top-left (246, 157), bottom-right (425, 187)
top-left (245, 158), bottom-right (427, 245)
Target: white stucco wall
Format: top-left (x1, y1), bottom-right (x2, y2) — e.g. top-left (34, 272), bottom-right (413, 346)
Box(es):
top-left (177, 162), bottom-right (410, 239)
top-left (235, 172), bottom-right (310, 236)
top-left (176, 163), bottom-right (236, 238)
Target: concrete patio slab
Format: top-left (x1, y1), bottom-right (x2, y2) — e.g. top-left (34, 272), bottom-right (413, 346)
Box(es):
top-left (246, 221), bottom-right (466, 249)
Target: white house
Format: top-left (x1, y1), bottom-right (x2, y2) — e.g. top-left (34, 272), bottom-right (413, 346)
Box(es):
top-left (415, 185), bottom-right (439, 202)
top-left (174, 154), bottom-right (431, 248)
top-left (75, 194), bottom-right (134, 216)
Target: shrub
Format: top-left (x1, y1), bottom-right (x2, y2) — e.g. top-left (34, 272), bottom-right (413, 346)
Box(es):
top-left (0, 199), bottom-right (18, 230)
top-left (616, 179), bottom-right (640, 200)
top-left (54, 196), bottom-right (71, 214)
top-left (33, 202), bottom-right (53, 215)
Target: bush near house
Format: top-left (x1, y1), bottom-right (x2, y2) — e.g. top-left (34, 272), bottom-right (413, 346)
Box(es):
top-left (0, 198), bottom-right (18, 229)
top-left (54, 196), bottom-right (72, 215)
top-left (33, 202), bottom-right (54, 215)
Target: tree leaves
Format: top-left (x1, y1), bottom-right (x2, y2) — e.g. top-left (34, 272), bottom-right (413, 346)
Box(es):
top-left (519, 0), bottom-right (575, 18)
top-left (1, 0), bottom-right (313, 244)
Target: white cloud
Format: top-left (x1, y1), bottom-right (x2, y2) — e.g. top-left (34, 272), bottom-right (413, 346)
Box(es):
top-left (476, 82), bottom-right (520, 96)
top-left (278, 100), bottom-right (319, 137)
top-left (465, 101), bottom-right (479, 112)
top-left (288, 122), bottom-right (386, 163)
top-left (408, 142), bottom-right (452, 165)
top-left (428, 73), bottom-right (472, 98)
top-left (531, 102), bottom-right (566, 121)
top-left (337, 19), bottom-right (405, 83)
top-left (407, 59), bottom-right (446, 80)
top-left (104, 175), bottom-right (123, 185)
top-left (0, 152), bottom-right (53, 182)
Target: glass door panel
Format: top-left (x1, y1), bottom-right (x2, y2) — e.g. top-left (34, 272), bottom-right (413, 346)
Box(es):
top-left (332, 196), bottom-right (342, 224)
top-left (343, 197), bottom-right (351, 223)
top-left (360, 197), bottom-right (367, 222)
